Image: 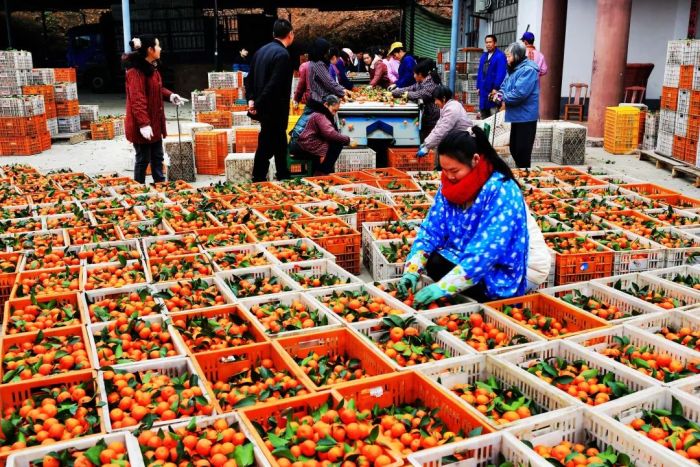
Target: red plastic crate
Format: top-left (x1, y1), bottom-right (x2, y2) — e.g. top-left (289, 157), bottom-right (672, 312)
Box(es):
top-left (673, 135), bottom-right (687, 161)
top-left (691, 91), bottom-right (700, 116)
top-left (687, 138), bottom-right (698, 165)
top-left (0, 115), bottom-right (48, 138)
top-left (387, 147), bottom-right (435, 171)
top-left (0, 136), bottom-right (45, 155)
top-left (53, 67), bottom-right (77, 82)
top-left (90, 120), bottom-right (115, 140)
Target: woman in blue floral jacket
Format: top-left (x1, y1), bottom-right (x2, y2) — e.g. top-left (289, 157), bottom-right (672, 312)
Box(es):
top-left (399, 127), bottom-right (529, 304)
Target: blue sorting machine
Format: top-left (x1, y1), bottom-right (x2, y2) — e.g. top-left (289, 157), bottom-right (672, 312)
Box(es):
top-left (338, 102), bottom-right (422, 147)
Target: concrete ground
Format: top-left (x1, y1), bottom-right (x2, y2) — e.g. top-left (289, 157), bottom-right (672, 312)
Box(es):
top-left (4, 92), bottom-right (700, 196)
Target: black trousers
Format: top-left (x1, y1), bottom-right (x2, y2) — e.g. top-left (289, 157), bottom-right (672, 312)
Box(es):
top-left (425, 251), bottom-right (491, 303)
top-left (134, 141), bottom-right (165, 184)
top-left (289, 141), bottom-right (344, 175)
top-left (509, 120), bottom-right (538, 168)
top-left (252, 116), bottom-right (291, 182)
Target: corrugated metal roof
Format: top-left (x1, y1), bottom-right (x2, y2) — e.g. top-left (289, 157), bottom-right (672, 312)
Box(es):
top-left (404, 3), bottom-right (451, 59)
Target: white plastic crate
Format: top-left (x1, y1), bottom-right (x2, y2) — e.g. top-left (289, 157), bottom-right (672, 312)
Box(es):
top-left (586, 230), bottom-right (667, 275)
top-left (140, 233), bottom-right (201, 259)
top-left (626, 309), bottom-right (700, 354)
top-left (79, 104), bottom-right (99, 123)
top-left (336, 147), bottom-right (377, 172)
top-left (83, 258), bottom-right (150, 289)
top-left (664, 64), bottom-right (681, 86)
top-left (644, 206), bottom-right (700, 229)
top-left (97, 356), bottom-right (214, 432)
top-left (191, 90), bottom-right (217, 112)
top-left (348, 313), bottom-right (471, 372)
top-left (6, 432), bottom-right (141, 467)
top-left (57, 115), bottom-right (81, 134)
top-left (566, 324), bottom-right (700, 387)
top-left (498, 340), bottom-right (659, 406)
top-left (473, 111), bottom-right (510, 147)
top-left (540, 281), bottom-right (661, 325)
top-left (86, 313), bottom-right (188, 368)
top-left (207, 71), bottom-right (243, 89)
top-left (29, 68), bottom-right (55, 85)
top-left (407, 431), bottom-right (537, 467)
top-left (297, 201), bottom-right (358, 229)
top-left (421, 303), bottom-right (547, 353)
top-left (419, 355), bottom-right (574, 431)
top-left (592, 272), bottom-right (700, 311)
top-left (53, 82), bottom-right (78, 102)
top-left (509, 406), bottom-right (665, 467)
top-left (676, 111), bottom-right (689, 137)
top-left (259, 238), bottom-right (335, 265)
top-left (679, 89), bottom-right (691, 114)
top-left (79, 239), bottom-right (143, 265)
top-left (0, 96), bottom-right (45, 117)
top-left (4, 228), bottom-right (70, 252)
top-left (80, 283), bottom-right (159, 324)
top-left (642, 264), bottom-right (700, 294)
top-left (276, 258), bottom-right (363, 290)
top-left (372, 276), bottom-right (474, 312)
top-left (0, 50), bottom-right (32, 70)
top-left (591, 387), bottom-right (700, 467)
top-left (370, 237), bottom-right (414, 281)
top-left (238, 291), bottom-right (342, 338)
top-left (207, 243), bottom-right (270, 272)
top-left (151, 275), bottom-right (235, 314)
top-left (232, 111), bottom-right (259, 127)
top-left (656, 129), bottom-right (674, 156)
top-left (657, 226), bottom-right (700, 267)
top-left (304, 281), bottom-right (414, 324)
top-left (216, 264), bottom-right (300, 301)
top-left (659, 109), bottom-right (676, 133)
top-left (361, 219), bottom-right (421, 268)
top-left (45, 117), bottom-right (58, 137)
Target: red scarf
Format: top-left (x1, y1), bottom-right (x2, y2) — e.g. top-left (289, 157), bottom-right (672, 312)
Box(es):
top-left (441, 158), bottom-right (494, 205)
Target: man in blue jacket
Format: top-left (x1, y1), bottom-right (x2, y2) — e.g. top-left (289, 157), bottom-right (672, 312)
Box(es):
top-left (476, 35), bottom-right (507, 119)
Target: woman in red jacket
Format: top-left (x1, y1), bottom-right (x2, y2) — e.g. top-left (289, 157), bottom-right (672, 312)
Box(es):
top-left (123, 35), bottom-right (185, 184)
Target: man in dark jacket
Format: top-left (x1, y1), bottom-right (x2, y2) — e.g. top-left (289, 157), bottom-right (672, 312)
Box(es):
top-left (244, 19), bottom-right (294, 182)
top-left (476, 34), bottom-right (507, 119)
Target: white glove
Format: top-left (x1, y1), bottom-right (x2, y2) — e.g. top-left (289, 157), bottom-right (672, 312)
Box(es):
top-left (170, 94), bottom-right (187, 106)
top-left (140, 126), bottom-right (154, 140)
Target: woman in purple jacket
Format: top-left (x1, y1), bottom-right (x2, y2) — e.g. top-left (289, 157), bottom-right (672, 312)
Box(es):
top-left (289, 95), bottom-right (350, 175)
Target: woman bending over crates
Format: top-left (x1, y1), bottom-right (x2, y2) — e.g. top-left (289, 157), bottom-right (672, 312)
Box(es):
top-left (398, 128), bottom-right (550, 304)
top-left (123, 34), bottom-right (186, 184)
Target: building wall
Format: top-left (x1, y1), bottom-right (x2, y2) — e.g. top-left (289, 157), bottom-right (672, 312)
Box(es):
top-left (560, 0), bottom-right (690, 101)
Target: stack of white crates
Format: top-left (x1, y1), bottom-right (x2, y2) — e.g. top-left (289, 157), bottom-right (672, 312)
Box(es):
top-left (0, 50), bottom-right (33, 96)
top-left (643, 112), bottom-right (658, 151)
top-left (436, 47), bottom-right (481, 112)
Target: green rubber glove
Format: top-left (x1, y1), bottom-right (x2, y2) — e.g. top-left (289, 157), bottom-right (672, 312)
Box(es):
top-left (414, 283), bottom-right (449, 307)
top-left (397, 272), bottom-right (419, 294)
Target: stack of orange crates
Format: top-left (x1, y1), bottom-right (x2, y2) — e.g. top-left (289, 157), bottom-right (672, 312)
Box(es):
top-left (196, 111), bottom-right (233, 129)
top-left (194, 131), bottom-right (227, 175)
top-left (21, 85), bottom-right (57, 137)
top-left (0, 114), bottom-right (51, 155)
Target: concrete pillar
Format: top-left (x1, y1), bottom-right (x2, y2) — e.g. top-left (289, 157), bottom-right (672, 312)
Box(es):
top-left (588, 0), bottom-right (632, 137)
top-left (539, 0), bottom-right (567, 120)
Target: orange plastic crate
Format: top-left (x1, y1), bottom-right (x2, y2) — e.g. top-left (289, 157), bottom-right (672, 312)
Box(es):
top-left (0, 369), bottom-right (104, 465)
top-left (235, 128), bottom-right (260, 153)
top-left (0, 325), bottom-right (95, 384)
top-left (387, 147), bottom-right (435, 171)
top-left (212, 88), bottom-right (243, 111)
top-left (0, 136), bottom-right (45, 155)
top-left (661, 86), bottom-right (679, 111)
top-left (0, 251), bottom-right (21, 300)
top-left (687, 139), bottom-right (698, 165)
top-left (169, 304), bottom-right (268, 351)
top-left (53, 68), bottom-right (77, 82)
top-left (0, 115), bottom-right (48, 138)
top-left (680, 65), bottom-right (694, 88)
top-left (334, 372), bottom-right (494, 453)
top-left (55, 99), bottom-right (79, 117)
top-left (362, 167), bottom-right (409, 178)
top-left (647, 194), bottom-right (700, 210)
top-left (11, 265), bottom-right (83, 300)
top-left (295, 217), bottom-right (361, 274)
top-left (374, 178), bottom-right (421, 192)
top-left (45, 101), bottom-right (57, 119)
top-left (620, 183), bottom-right (679, 197)
top-left (485, 292), bottom-right (610, 339)
top-left (545, 232), bottom-right (614, 285)
top-left (2, 291), bottom-right (84, 336)
top-left (193, 341), bottom-right (313, 414)
top-left (689, 115), bottom-right (700, 140)
top-left (197, 111), bottom-right (233, 129)
top-left (673, 135), bottom-right (687, 161)
top-left (90, 120), bottom-right (115, 140)
top-left (334, 170), bottom-right (377, 183)
top-left (691, 91), bottom-right (700, 116)
top-left (22, 85), bottom-right (55, 102)
top-left (276, 327), bottom-right (395, 391)
top-left (195, 131), bottom-right (227, 175)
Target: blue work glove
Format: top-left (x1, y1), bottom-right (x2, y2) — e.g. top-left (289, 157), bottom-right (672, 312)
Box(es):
top-left (397, 272), bottom-right (419, 295)
top-left (416, 145), bottom-right (429, 158)
top-left (414, 283), bottom-right (449, 307)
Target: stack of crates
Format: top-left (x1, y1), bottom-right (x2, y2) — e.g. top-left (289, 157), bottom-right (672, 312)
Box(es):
top-left (436, 47), bottom-right (481, 112)
top-left (79, 105), bottom-right (100, 130)
top-left (22, 85), bottom-right (57, 137)
top-left (206, 72), bottom-right (246, 112)
top-left (0, 50), bottom-right (32, 96)
top-left (604, 106), bottom-right (640, 154)
top-left (54, 79), bottom-right (80, 134)
top-left (0, 96), bottom-right (51, 155)
top-left (642, 111), bottom-right (658, 150)
top-left (657, 39), bottom-right (700, 165)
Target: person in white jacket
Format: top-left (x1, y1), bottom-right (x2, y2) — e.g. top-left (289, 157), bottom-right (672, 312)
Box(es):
top-left (525, 206), bottom-right (552, 291)
top-left (417, 85), bottom-right (474, 168)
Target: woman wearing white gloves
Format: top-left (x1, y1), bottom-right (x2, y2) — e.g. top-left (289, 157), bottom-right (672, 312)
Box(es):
top-left (123, 34), bottom-right (187, 184)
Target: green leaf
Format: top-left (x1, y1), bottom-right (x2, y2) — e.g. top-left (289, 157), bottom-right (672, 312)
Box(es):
top-left (234, 443), bottom-right (255, 467)
top-left (84, 442), bottom-right (104, 466)
top-left (268, 432), bottom-right (289, 449)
